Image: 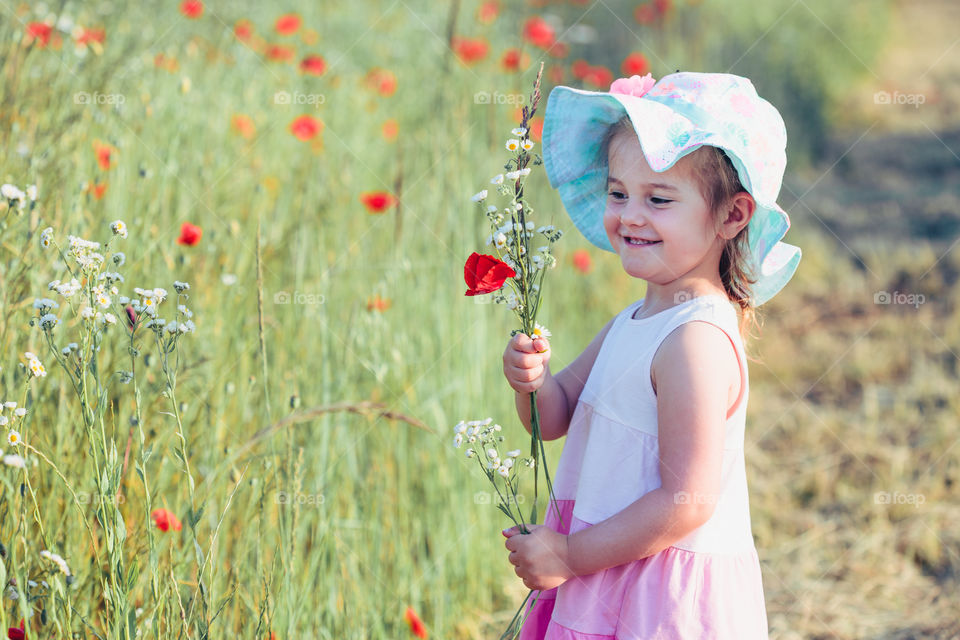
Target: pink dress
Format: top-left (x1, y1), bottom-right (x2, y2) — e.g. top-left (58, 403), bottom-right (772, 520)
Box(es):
top-left (518, 295), bottom-right (769, 639)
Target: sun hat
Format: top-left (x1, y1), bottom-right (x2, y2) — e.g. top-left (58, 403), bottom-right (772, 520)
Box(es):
top-left (541, 70), bottom-right (801, 306)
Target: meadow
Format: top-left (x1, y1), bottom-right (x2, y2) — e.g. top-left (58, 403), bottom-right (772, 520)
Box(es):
top-left (0, 0), bottom-right (957, 638)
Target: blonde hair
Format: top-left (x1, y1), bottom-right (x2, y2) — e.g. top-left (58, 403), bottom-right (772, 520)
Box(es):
top-left (601, 116), bottom-right (759, 339)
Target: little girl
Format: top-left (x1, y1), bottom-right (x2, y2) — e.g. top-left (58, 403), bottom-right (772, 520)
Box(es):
top-left (501, 71), bottom-right (802, 639)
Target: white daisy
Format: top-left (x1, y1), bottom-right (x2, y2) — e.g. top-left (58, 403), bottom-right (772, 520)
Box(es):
top-left (532, 323), bottom-right (551, 339)
top-left (110, 220), bottom-right (128, 238)
top-left (471, 189), bottom-right (488, 203)
top-left (3, 401), bottom-right (16, 410)
top-left (511, 127), bottom-right (527, 137)
top-left (7, 430), bottom-right (21, 446)
top-left (522, 139), bottom-right (535, 151)
top-left (3, 454), bottom-right (25, 469)
top-left (505, 139), bottom-right (520, 152)
top-left (491, 174), bottom-right (505, 185)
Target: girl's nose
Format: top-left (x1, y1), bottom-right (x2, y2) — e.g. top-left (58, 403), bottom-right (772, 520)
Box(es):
top-left (618, 201), bottom-right (649, 228)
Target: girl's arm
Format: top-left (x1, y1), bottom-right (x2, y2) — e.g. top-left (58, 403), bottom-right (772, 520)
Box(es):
top-left (510, 315), bottom-right (616, 441)
top-left (504, 320), bottom-right (740, 586)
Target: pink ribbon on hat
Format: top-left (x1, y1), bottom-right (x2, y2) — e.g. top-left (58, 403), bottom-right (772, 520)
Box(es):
top-left (609, 73), bottom-right (657, 97)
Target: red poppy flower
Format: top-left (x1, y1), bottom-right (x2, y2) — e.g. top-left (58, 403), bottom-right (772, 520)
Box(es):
top-left (501, 48), bottom-right (528, 72)
top-left (655, 0), bottom-right (673, 16)
top-left (179, 0), bottom-right (203, 19)
top-left (529, 116), bottom-right (544, 143)
top-left (154, 53), bottom-right (179, 72)
top-left (26, 22), bottom-right (53, 47)
top-left (572, 249), bottom-right (592, 274)
top-left (452, 37), bottom-right (489, 65)
top-left (234, 19), bottom-right (254, 42)
top-left (360, 191), bottom-right (397, 214)
top-left (92, 182), bottom-right (108, 199)
top-left (621, 52), bottom-right (650, 77)
top-left (74, 27), bottom-right (106, 47)
top-left (177, 222), bottom-right (202, 246)
top-left (364, 68), bottom-right (397, 97)
top-left (571, 59), bottom-right (590, 80)
top-left (366, 294), bottom-right (391, 312)
top-left (477, 1), bottom-right (499, 24)
top-left (583, 65), bottom-right (613, 89)
top-left (299, 54), bottom-right (326, 75)
top-left (382, 118), bottom-right (399, 142)
top-left (634, 2), bottom-right (658, 25)
top-left (522, 16), bottom-right (555, 49)
top-left (464, 252), bottom-right (515, 296)
top-left (7, 618), bottom-right (25, 640)
top-left (275, 13), bottom-right (301, 36)
top-left (231, 113), bottom-right (256, 139)
top-left (289, 115), bottom-right (322, 141)
top-left (404, 607), bottom-right (427, 639)
top-left (94, 141), bottom-right (114, 170)
top-left (151, 508), bottom-right (182, 532)
top-left (266, 44), bottom-right (295, 62)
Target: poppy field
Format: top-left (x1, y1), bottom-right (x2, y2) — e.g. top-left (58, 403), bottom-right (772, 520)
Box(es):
top-left (1, 0), bottom-right (959, 638)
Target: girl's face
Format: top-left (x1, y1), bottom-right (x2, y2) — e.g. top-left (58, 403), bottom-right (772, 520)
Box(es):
top-left (603, 131), bottom-right (725, 289)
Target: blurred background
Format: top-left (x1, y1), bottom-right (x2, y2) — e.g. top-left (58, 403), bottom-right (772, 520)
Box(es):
top-left (1, 0), bottom-right (958, 637)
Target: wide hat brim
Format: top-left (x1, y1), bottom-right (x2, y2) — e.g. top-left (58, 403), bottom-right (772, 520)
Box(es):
top-left (542, 82), bottom-right (801, 306)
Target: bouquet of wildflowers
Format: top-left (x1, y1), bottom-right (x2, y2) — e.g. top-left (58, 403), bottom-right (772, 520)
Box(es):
top-left (458, 62), bottom-right (563, 639)
top-left (462, 62), bottom-right (562, 527)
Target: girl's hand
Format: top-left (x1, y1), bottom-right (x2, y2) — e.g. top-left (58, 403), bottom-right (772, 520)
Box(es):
top-left (502, 524), bottom-right (573, 590)
top-left (502, 333), bottom-right (551, 394)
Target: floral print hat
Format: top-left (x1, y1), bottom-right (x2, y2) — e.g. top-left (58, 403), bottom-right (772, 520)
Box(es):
top-left (541, 71), bottom-right (801, 305)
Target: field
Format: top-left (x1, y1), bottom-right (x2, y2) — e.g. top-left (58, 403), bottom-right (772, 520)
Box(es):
top-left (0, 0), bottom-right (957, 638)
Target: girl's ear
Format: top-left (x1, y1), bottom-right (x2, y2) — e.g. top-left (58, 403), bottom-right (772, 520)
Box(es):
top-left (720, 191), bottom-right (755, 240)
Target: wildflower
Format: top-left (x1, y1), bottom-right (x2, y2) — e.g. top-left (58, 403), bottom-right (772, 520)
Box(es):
top-left (505, 138), bottom-right (520, 152)
top-left (24, 353), bottom-right (45, 378)
top-left (505, 170), bottom-right (521, 181)
top-left (3, 402), bottom-right (15, 410)
top-left (113, 252), bottom-right (125, 266)
top-left (486, 448), bottom-right (498, 459)
top-left (13, 408), bottom-right (26, 418)
top-left (179, 0), bottom-right (203, 19)
top-left (1, 184), bottom-right (24, 202)
top-left (6, 618), bottom-right (25, 639)
top-left (32, 298), bottom-right (59, 314)
top-left (522, 139), bottom-right (535, 151)
top-left (463, 252), bottom-right (515, 296)
top-left (274, 13), bottom-right (301, 35)
top-left (39, 314), bottom-right (58, 330)
top-left (289, 114), bottom-right (323, 141)
top-left (39, 549), bottom-right (71, 576)
top-left (453, 433), bottom-right (463, 448)
top-left (40, 227), bottom-right (53, 249)
top-left (153, 287), bottom-right (168, 303)
top-left (532, 323), bottom-right (551, 339)
top-left (470, 190), bottom-right (488, 203)
top-left (7, 430), bottom-right (21, 446)
top-left (151, 508), bottom-right (182, 532)
top-left (110, 220), bottom-right (128, 238)
top-left (25, 185), bottom-right (37, 201)
top-left (3, 455), bottom-right (25, 469)
top-left (454, 421), bottom-right (467, 434)
top-left (359, 191), bottom-right (397, 214)
top-left (404, 606), bottom-right (427, 639)
top-left (494, 232), bottom-right (507, 247)
top-left (491, 174), bottom-right (504, 185)
top-left (465, 448), bottom-right (475, 458)
top-left (506, 449), bottom-right (522, 458)
top-left (511, 127), bottom-right (528, 137)
top-left (0, 417), bottom-right (6, 427)
top-left (498, 465), bottom-right (510, 478)
top-left (177, 304), bottom-right (193, 318)
top-left (177, 222), bottom-right (202, 246)
top-left (96, 292), bottom-right (111, 308)
top-left (174, 280), bottom-right (190, 293)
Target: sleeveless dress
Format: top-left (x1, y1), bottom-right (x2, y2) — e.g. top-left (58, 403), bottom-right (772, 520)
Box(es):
top-left (517, 294), bottom-right (769, 639)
